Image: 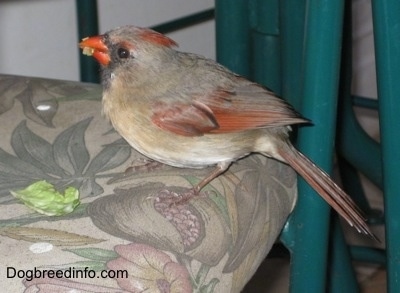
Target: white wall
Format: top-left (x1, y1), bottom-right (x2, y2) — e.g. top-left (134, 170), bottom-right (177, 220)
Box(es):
top-left (0, 0), bottom-right (215, 81)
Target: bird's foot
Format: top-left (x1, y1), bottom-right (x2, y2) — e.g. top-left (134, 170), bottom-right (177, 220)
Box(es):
top-left (153, 188), bottom-right (206, 206)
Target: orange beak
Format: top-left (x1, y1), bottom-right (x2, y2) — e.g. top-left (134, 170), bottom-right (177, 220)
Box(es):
top-left (79, 35), bottom-right (110, 66)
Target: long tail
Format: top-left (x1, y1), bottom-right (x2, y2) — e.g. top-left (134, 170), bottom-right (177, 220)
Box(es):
top-left (276, 143), bottom-right (378, 241)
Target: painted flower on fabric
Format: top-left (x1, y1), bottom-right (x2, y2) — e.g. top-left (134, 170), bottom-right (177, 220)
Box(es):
top-left (87, 183), bottom-right (231, 266)
top-left (107, 243), bottom-right (193, 293)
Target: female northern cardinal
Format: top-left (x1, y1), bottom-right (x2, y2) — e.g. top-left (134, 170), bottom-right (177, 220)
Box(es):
top-left (80, 25), bottom-right (375, 239)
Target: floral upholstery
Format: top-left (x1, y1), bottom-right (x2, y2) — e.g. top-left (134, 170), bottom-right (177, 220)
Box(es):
top-left (0, 75), bottom-right (297, 292)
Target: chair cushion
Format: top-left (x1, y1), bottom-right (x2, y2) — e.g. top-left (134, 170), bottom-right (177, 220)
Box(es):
top-left (0, 74), bottom-right (297, 292)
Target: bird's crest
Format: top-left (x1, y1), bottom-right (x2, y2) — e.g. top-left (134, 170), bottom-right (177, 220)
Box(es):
top-left (139, 29), bottom-right (178, 48)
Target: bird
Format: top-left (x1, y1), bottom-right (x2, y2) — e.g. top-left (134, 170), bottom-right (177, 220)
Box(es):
top-left (80, 25), bottom-right (376, 240)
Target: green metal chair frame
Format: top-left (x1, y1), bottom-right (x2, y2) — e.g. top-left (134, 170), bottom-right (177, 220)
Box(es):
top-left (77, 0), bottom-right (400, 291)
top-left (371, 2), bottom-right (400, 292)
top-left (216, 1), bottom-right (400, 292)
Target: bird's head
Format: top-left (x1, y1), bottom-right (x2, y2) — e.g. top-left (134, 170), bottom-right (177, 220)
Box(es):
top-left (79, 25), bottom-right (178, 88)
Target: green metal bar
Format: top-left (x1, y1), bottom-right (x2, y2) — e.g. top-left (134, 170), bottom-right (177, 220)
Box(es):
top-left (279, 0), bottom-right (306, 109)
top-left (251, 31), bottom-right (281, 94)
top-left (336, 0), bottom-right (381, 216)
top-left (350, 246), bottom-right (386, 265)
top-left (251, 0), bottom-right (279, 35)
top-left (336, 98), bottom-right (382, 188)
top-left (329, 218), bottom-right (359, 293)
top-left (352, 95), bottom-right (379, 110)
top-left (371, 1), bottom-right (400, 292)
top-left (215, 0), bottom-right (251, 77)
top-left (287, 1), bottom-right (345, 292)
top-left (329, 6), bottom-right (372, 291)
top-left (76, 0), bottom-right (99, 83)
top-left (279, 0), bottom-right (307, 256)
top-left (151, 9), bottom-right (214, 34)
top-left (250, 0), bottom-right (281, 94)
top-left (339, 93), bottom-right (380, 202)
top-left (337, 84), bottom-right (382, 188)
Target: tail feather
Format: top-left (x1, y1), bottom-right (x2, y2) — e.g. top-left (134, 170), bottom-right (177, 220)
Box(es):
top-left (277, 143), bottom-right (378, 241)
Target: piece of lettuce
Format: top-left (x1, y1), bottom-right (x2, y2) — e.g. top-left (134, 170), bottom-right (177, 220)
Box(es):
top-left (11, 180), bottom-right (80, 216)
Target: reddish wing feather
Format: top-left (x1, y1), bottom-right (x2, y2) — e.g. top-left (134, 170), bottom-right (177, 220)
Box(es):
top-left (151, 83), bottom-right (308, 137)
top-left (204, 85), bottom-right (308, 133)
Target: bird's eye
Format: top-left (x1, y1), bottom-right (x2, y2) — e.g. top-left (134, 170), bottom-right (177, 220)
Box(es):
top-left (117, 48), bottom-right (130, 59)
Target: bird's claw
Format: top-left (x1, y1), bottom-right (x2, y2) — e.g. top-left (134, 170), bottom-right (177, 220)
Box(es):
top-left (153, 188), bottom-right (205, 207)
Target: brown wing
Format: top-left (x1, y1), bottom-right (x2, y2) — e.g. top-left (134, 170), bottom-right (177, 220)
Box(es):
top-left (151, 101), bottom-right (219, 136)
top-left (151, 82), bottom-right (308, 137)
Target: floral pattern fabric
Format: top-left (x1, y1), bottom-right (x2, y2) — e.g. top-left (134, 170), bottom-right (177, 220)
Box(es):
top-left (0, 75), bottom-right (297, 293)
